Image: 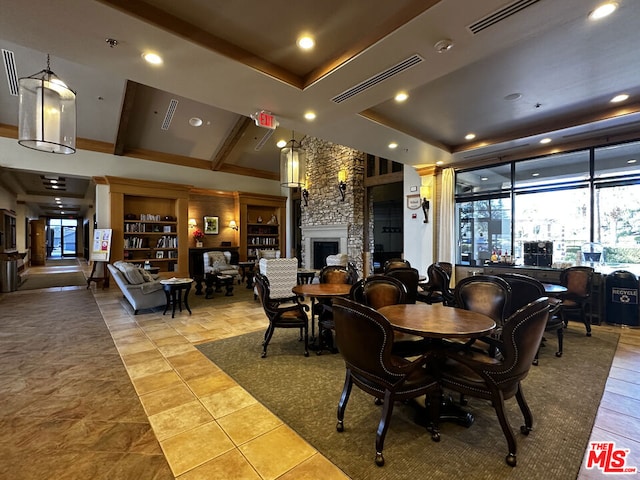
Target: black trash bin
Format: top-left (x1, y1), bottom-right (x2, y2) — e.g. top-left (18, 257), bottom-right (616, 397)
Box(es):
top-left (605, 270), bottom-right (640, 326)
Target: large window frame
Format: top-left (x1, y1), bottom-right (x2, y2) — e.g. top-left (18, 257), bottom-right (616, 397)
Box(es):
top-left (455, 139), bottom-right (640, 267)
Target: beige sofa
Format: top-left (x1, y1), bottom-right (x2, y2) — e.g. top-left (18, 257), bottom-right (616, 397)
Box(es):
top-left (108, 262), bottom-right (166, 314)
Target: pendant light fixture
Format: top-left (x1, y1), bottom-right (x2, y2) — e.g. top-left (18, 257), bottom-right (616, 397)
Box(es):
top-left (280, 131), bottom-right (306, 188)
top-left (18, 54), bottom-right (76, 154)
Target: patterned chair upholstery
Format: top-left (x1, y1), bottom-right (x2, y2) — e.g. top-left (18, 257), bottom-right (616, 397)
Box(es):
top-left (203, 251), bottom-right (240, 281)
top-left (258, 258), bottom-right (298, 300)
top-left (326, 253), bottom-right (348, 266)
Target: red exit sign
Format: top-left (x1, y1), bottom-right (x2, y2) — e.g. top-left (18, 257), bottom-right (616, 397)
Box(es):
top-left (253, 110), bottom-right (277, 130)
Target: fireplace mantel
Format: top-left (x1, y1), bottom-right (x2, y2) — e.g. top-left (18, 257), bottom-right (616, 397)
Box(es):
top-left (301, 224), bottom-right (348, 269)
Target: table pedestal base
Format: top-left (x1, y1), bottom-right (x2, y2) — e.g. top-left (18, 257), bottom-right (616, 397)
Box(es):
top-left (413, 395), bottom-right (475, 428)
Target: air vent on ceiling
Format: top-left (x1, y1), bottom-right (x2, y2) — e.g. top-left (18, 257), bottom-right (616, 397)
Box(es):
top-left (161, 99), bottom-right (179, 130)
top-left (2, 49), bottom-right (19, 96)
top-left (255, 128), bottom-right (275, 151)
top-left (331, 54), bottom-right (424, 104)
top-left (467, 0), bottom-right (540, 35)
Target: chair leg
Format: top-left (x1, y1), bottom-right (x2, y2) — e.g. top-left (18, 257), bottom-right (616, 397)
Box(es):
top-left (336, 370), bottom-right (353, 432)
top-left (302, 323), bottom-right (309, 357)
top-left (492, 389), bottom-right (518, 467)
top-left (581, 306), bottom-right (592, 337)
top-left (375, 389), bottom-right (395, 467)
top-left (261, 324), bottom-right (275, 358)
top-left (556, 326), bottom-right (563, 357)
top-left (515, 383), bottom-right (533, 433)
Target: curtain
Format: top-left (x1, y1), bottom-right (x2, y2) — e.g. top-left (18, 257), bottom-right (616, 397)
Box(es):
top-left (438, 168), bottom-right (455, 281)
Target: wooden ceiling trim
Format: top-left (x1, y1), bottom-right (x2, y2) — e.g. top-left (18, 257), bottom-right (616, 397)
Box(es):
top-left (211, 116), bottom-right (252, 171)
top-left (217, 163), bottom-right (279, 181)
top-left (122, 147), bottom-right (213, 170)
top-left (113, 80), bottom-right (138, 156)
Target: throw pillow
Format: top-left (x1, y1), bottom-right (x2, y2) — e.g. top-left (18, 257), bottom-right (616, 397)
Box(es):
top-left (114, 261), bottom-right (145, 285)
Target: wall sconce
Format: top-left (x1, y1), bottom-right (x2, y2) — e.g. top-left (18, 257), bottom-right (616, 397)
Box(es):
top-left (188, 218), bottom-right (197, 229)
top-left (229, 220), bottom-right (238, 231)
top-left (18, 54), bottom-right (76, 154)
top-left (420, 184), bottom-right (431, 223)
top-left (338, 169), bottom-right (347, 201)
top-left (302, 188), bottom-right (309, 206)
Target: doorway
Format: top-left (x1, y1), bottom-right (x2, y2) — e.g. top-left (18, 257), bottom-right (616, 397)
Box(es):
top-left (370, 182), bottom-right (404, 272)
top-left (47, 218), bottom-right (78, 258)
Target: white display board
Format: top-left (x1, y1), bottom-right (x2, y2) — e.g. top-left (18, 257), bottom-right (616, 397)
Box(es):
top-left (90, 229), bottom-right (112, 262)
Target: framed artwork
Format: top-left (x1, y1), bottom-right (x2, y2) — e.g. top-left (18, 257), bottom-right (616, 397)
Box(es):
top-left (204, 216), bottom-right (219, 234)
top-left (155, 251), bottom-right (164, 259)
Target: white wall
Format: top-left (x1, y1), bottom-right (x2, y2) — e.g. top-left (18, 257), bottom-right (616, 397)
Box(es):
top-left (403, 167), bottom-right (433, 277)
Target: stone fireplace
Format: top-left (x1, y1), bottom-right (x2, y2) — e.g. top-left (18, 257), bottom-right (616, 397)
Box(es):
top-left (301, 224), bottom-right (348, 269)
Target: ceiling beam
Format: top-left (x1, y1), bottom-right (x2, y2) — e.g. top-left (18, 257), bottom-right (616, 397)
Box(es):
top-left (211, 116), bottom-right (252, 171)
top-left (113, 80), bottom-right (139, 156)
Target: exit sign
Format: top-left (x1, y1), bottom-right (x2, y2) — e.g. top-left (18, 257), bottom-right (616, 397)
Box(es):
top-left (252, 110), bottom-right (277, 130)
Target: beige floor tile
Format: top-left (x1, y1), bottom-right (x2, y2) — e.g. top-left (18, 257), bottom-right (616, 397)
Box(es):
top-left (139, 383), bottom-right (197, 416)
top-left (121, 349), bottom-right (167, 367)
top-left (131, 370), bottom-right (184, 396)
top-left (172, 359), bottom-right (222, 380)
top-left (185, 371), bottom-right (237, 397)
top-left (277, 453), bottom-right (350, 480)
top-left (217, 403), bottom-right (283, 445)
top-left (157, 343), bottom-right (197, 357)
top-left (176, 449), bottom-right (261, 480)
top-left (148, 400), bottom-right (213, 441)
top-left (126, 357), bottom-right (173, 379)
top-left (116, 340), bottom-right (158, 356)
top-left (200, 385), bottom-right (257, 418)
top-left (160, 421), bottom-right (235, 476)
top-left (239, 425), bottom-right (316, 480)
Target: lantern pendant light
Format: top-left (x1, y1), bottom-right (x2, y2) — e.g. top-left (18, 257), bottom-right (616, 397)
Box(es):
top-left (280, 131), bottom-right (306, 188)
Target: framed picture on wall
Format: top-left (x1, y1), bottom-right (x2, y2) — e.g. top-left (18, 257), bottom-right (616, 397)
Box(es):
top-left (204, 216), bottom-right (219, 234)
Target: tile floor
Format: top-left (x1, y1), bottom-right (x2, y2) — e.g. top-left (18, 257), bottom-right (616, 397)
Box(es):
top-left (2, 259), bottom-right (640, 479)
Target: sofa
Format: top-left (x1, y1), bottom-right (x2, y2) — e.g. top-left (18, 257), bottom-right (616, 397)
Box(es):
top-left (108, 261), bottom-right (167, 314)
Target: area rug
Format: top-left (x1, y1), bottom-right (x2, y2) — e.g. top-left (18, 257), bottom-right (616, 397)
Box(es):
top-left (198, 326), bottom-right (619, 480)
top-left (18, 272), bottom-right (86, 290)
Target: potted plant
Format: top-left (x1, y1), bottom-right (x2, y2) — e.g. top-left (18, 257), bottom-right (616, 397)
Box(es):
top-left (193, 228), bottom-right (205, 248)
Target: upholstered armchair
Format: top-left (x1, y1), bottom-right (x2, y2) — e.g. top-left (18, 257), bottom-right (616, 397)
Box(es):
top-left (438, 297), bottom-right (550, 467)
top-left (203, 251), bottom-right (240, 282)
top-left (332, 297), bottom-right (441, 466)
top-left (382, 258), bottom-right (411, 272)
top-left (417, 262), bottom-right (454, 305)
top-left (325, 253), bottom-right (348, 266)
top-left (385, 267), bottom-right (420, 303)
top-left (558, 266), bottom-right (594, 336)
top-left (258, 257), bottom-right (298, 300)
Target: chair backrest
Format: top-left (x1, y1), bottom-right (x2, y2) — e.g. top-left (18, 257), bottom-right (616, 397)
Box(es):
top-left (258, 258), bottom-right (298, 299)
top-left (454, 274), bottom-right (512, 325)
top-left (360, 275), bottom-right (407, 310)
top-left (319, 265), bottom-right (357, 285)
top-left (349, 278), bottom-right (365, 304)
top-left (326, 253), bottom-right (348, 266)
top-left (385, 267), bottom-right (420, 303)
top-left (383, 258), bottom-right (411, 272)
top-left (497, 273), bottom-right (545, 317)
top-left (560, 266), bottom-right (594, 298)
top-left (253, 272), bottom-right (272, 313)
top-left (332, 298), bottom-right (405, 389)
top-left (435, 261), bottom-right (453, 277)
top-left (491, 297), bottom-right (550, 387)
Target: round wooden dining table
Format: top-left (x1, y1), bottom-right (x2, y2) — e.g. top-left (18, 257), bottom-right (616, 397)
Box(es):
top-left (292, 283), bottom-right (353, 344)
top-left (378, 303), bottom-right (496, 339)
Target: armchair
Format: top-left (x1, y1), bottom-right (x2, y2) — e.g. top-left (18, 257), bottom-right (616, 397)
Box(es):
top-left (417, 262), bottom-right (454, 305)
top-left (438, 297), bottom-right (550, 466)
top-left (203, 250), bottom-right (240, 282)
top-left (558, 266), bottom-right (594, 336)
top-left (332, 297), bottom-right (440, 467)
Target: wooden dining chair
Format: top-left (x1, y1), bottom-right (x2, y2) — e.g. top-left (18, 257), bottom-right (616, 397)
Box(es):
top-left (382, 258), bottom-right (411, 272)
top-left (439, 297), bottom-right (550, 467)
top-left (254, 272), bottom-right (310, 358)
top-left (332, 297), bottom-right (441, 467)
top-left (385, 267), bottom-right (420, 303)
top-left (558, 266), bottom-right (594, 336)
top-left (315, 265), bottom-right (357, 353)
top-left (417, 262), bottom-right (454, 305)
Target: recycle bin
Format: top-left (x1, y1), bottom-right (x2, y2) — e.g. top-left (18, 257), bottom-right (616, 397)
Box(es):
top-left (0, 259), bottom-right (18, 292)
top-left (605, 270), bottom-right (639, 326)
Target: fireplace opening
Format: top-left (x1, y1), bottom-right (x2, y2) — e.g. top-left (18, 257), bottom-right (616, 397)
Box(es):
top-left (313, 240), bottom-right (339, 269)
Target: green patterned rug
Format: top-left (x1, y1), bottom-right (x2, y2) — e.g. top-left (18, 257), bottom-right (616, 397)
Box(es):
top-left (198, 325), bottom-right (619, 480)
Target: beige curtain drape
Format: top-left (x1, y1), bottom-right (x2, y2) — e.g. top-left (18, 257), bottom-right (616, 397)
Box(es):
top-left (438, 168), bottom-right (455, 281)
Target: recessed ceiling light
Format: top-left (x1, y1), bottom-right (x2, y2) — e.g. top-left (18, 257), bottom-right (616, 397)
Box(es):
top-left (436, 161), bottom-right (443, 166)
top-left (388, 142), bottom-right (398, 149)
top-left (465, 133), bottom-right (476, 141)
top-left (532, 172), bottom-right (540, 177)
top-left (142, 52), bottom-right (163, 65)
top-left (54, 197), bottom-right (61, 201)
top-left (58, 205), bottom-right (63, 208)
top-left (297, 35), bottom-right (315, 50)
top-left (589, 2), bottom-right (617, 20)
top-left (611, 93), bottom-right (629, 103)
top-left (394, 92), bottom-right (408, 102)
top-left (504, 93), bottom-right (522, 101)
top-left (304, 111), bottom-right (316, 121)
top-left (188, 117), bottom-right (203, 127)
top-left (481, 177), bottom-right (488, 181)
top-left (52, 185), bottom-right (59, 189)
top-left (276, 140), bottom-right (287, 148)
top-left (540, 138), bottom-right (552, 144)
top-left (60, 211), bottom-right (64, 215)
top-left (433, 39), bottom-right (454, 53)
top-left (628, 159), bottom-right (637, 164)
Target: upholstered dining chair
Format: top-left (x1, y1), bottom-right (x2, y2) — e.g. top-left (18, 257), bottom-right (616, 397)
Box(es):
top-left (331, 297), bottom-right (441, 467)
top-left (417, 262), bottom-right (454, 305)
top-left (497, 272), bottom-right (562, 365)
top-left (558, 266), bottom-right (595, 336)
top-left (438, 297), bottom-right (550, 467)
top-left (382, 258), bottom-right (411, 272)
top-left (453, 274), bottom-right (512, 357)
top-left (254, 272), bottom-right (309, 358)
top-left (385, 267), bottom-right (420, 303)
top-left (315, 265), bottom-right (358, 352)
